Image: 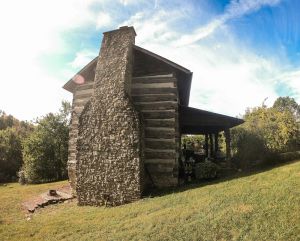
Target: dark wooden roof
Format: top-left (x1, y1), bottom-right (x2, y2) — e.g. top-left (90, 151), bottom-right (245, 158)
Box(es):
top-left (63, 57), bottom-right (97, 93)
top-left (179, 105), bottom-right (244, 134)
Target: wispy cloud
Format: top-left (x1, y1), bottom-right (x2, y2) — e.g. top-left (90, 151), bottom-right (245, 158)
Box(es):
top-left (175, 0), bottom-right (281, 46)
top-left (96, 12), bottom-right (112, 29)
top-left (70, 50), bottom-right (96, 69)
top-left (1, 0), bottom-right (298, 121)
top-left (120, 3), bottom-right (297, 116)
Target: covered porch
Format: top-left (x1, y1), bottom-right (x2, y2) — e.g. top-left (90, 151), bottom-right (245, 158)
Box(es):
top-left (179, 105), bottom-right (244, 161)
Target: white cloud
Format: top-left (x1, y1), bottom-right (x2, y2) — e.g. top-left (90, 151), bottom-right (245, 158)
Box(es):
top-left (0, 0), bottom-right (297, 121)
top-left (96, 12), bottom-right (112, 29)
top-left (0, 0), bottom-right (108, 120)
top-left (175, 0), bottom-right (281, 46)
top-left (121, 6), bottom-right (296, 117)
top-left (70, 50), bottom-right (96, 69)
top-left (273, 70), bottom-right (300, 102)
top-left (119, 0), bottom-right (137, 6)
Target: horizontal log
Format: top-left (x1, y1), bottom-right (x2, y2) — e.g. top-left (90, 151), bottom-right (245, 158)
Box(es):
top-left (144, 158), bottom-right (175, 164)
top-left (145, 163), bottom-right (174, 173)
top-left (135, 101), bottom-right (178, 111)
top-left (132, 94), bottom-right (177, 102)
top-left (144, 118), bottom-right (175, 128)
top-left (131, 87), bottom-right (177, 95)
top-left (76, 83), bottom-right (94, 91)
top-left (145, 149), bottom-right (176, 159)
top-left (74, 93), bottom-right (93, 99)
top-left (73, 97), bottom-right (90, 105)
top-left (132, 77), bottom-right (176, 84)
top-left (145, 127), bottom-right (175, 139)
top-left (132, 82), bottom-right (174, 89)
top-left (75, 88), bottom-right (94, 96)
top-left (145, 138), bottom-right (175, 149)
top-left (142, 110), bottom-right (176, 119)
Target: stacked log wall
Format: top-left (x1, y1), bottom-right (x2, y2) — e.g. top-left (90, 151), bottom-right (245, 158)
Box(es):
top-left (132, 74), bottom-right (179, 187)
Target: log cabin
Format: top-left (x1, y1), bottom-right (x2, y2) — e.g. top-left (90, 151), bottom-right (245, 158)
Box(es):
top-left (63, 26), bottom-right (243, 206)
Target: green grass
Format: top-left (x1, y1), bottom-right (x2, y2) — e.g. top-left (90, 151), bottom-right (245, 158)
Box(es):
top-left (1, 161), bottom-right (300, 241)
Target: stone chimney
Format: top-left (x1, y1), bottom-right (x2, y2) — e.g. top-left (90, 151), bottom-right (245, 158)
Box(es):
top-left (75, 26), bottom-right (144, 206)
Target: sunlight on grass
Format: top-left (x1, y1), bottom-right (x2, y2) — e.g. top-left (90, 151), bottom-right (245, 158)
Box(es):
top-left (1, 161), bottom-right (300, 241)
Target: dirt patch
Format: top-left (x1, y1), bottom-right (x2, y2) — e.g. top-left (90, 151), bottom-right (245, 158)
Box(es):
top-left (22, 184), bottom-right (74, 213)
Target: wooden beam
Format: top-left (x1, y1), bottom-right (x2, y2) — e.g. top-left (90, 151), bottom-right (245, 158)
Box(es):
top-left (214, 132), bottom-right (219, 156)
top-left (224, 128), bottom-right (231, 160)
top-left (209, 133), bottom-right (214, 158)
top-left (205, 134), bottom-right (209, 158)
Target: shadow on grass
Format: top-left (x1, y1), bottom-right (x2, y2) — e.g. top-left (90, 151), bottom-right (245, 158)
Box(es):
top-left (144, 158), bottom-right (300, 198)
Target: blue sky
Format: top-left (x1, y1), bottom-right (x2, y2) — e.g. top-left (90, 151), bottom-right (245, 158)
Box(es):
top-left (1, 0), bottom-right (299, 120)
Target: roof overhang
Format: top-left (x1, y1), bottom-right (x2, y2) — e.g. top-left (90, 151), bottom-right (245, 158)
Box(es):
top-left (63, 57), bottom-right (98, 93)
top-left (179, 105), bottom-right (244, 134)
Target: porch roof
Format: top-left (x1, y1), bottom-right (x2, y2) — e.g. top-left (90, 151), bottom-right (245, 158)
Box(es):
top-left (179, 105), bottom-right (244, 135)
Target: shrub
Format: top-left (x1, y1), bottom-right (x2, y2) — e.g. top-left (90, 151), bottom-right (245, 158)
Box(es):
top-left (194, 161), bottom-right (220, 180)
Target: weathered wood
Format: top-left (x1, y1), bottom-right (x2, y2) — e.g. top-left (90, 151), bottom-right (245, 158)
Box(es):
top-left (144, 118), bottom-right (175, 128)
top-left (75, 88), bottom-right (94, 96)
top-left (145, 127), bottom-right (175, 139)
top-left (132, 82), bottom-right (174, 89)
top-left (76, 83), bottom-right (94, 91)
top-left (144, 159), bottom-right (175, 164)
top-left (135, 101), bottom-right (177, 110)
top-left (132, 77), bottom-right (176, 84)
top-left (73, 97), bottom-right (91, 105)
top-left (142, 110), bottom-right (176, 119)
top-left (214, 132), bottom-right (219, 155)
top-left (74, 93), bottom-right (93, 99)
top-left (132, 94), bottom-right (177, 102)
top-left (131, 87), bottom-right (177, 95)
top-left (145, 138), bottom-right (175, 149)
top-left (205, 134), bottom-right (209, 158)
top-left (225, 128), bottom-right (231, 160)
top-left (145, 149), bottom-right (176, 159)
top-left (145, 163), bottom-right (174, 173)
top-left (131, 73), bottom-right (180, 188)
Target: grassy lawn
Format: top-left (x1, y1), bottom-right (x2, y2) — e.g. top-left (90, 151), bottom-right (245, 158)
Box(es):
top-left (1, 161), bottom-right (300, 241)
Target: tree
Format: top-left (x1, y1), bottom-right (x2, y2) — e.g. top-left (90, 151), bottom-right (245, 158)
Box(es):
top-left (273, 96), bottom-right (300, 120)
top-left (0, 111), bottom-right (34, 182)
top-left (0, 128), bottom-right (23, 182)
top-left (231, 98), bottom-right (299, 168)
top-left (22, 102), bottom-right (71, 183)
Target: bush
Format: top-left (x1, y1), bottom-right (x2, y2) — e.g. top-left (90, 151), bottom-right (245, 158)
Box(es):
top-left (194, 161), bottom-right (220, 180)
top-left (231, 128), bottom-right (269, 169)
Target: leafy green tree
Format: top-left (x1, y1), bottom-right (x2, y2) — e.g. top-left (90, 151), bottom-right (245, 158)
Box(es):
top-left (273, 96), bottom-right (300, 120)
top-left (232, 97), bottom-right (299, 168)
top-left (182, 135), bottom-right (204, 150)
top-left (0, 111), bottom-right (34, 182)
top-left (22, 102), bottom-right (71, 183)
top-left (0, 128), bottom-right (23, 182)
top-left (243, 106), bottom-right (298, 152)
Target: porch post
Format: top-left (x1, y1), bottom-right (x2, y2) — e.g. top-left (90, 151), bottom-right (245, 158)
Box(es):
top-left (214, 132), bottom-right (219, 157)
top-left (224, 128), bottom-right (231, 160)
top-left (204, 134), bottom-right (209, 158)
top-left (209, 133), bottom-right (214, 158)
